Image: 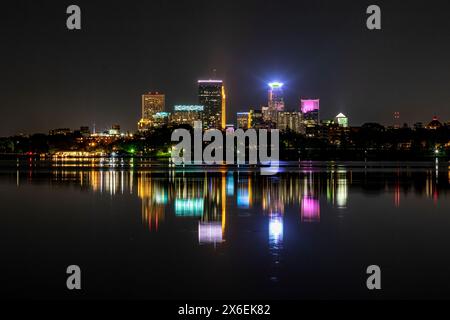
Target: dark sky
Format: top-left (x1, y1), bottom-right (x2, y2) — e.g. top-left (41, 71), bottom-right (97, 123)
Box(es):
top-left (1, 0), bottom-right (450, 136)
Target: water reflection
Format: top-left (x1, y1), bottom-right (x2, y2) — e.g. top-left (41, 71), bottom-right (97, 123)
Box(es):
top-left (301, 197), bottom-right (320, 223)
top-left (6, 162), bottom-right (450, 242)
top-left (268, 214), bottom-right (283, 282)
top-left (3, 160), bottom-right (450, 299)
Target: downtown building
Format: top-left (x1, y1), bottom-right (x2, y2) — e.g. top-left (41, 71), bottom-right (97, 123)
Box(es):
top-left (171, 105), bottom-right (204, 127)
top-left (335, 113), bottom-right (348, 128)
top-left (300, 99), bottom-right (320, 137)
top-left (236, 112), bottom-right (250, 129)
top-left (263, 82), bottom-right (285, 124)
top-left (300, 99), bottom-right (320, 127)
top-left (249, 109), bottom-right (266, 129)
top-left (138, 92), bottom-right (166, 132)
top-left (198, 80), bottom-right (226, 129)
top-left (277, 111), bottom-right (304, 134)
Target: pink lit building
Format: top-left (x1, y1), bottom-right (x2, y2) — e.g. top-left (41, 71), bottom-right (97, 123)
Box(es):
top-left (300, 99), bottom-right (320, 127)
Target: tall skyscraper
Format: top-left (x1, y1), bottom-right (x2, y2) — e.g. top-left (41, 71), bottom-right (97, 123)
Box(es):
top-left (300, 99), bottom-right (320, 127)
top-left (266, 82), bottom-right (285, 124)
top-left (198, 80), bottom-right (226, 129)
top-left (142, 92), bottom-right (165, 119)
top-left (138, 92), bottom-right (165, 132)
top-left (268, 82), bottom-right (285, 112)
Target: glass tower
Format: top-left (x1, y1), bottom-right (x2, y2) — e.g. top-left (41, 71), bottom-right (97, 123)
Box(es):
top-left (198, 80), bottom-right (226, 129)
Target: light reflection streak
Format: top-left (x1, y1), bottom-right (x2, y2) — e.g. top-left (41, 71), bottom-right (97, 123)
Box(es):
top-left (301, 197), bottom-right (320, 223)
top-left (268, 213), bottom-right (283, 282)
top-left (13, 161), bottom-right (447, 238)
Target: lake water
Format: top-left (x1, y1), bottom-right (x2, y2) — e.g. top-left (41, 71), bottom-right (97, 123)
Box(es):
top-left (1, 159), bottom-right (450, 299)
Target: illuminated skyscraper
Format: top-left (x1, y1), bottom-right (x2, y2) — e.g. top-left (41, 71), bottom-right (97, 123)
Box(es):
top-left (266, 82), bottom-right (285, 123)
top-left (268, 82), bottom-right (285, 111)
top-left (198, 80), bottom-right (226, 129)
top-left (300, 99), bottom-right (320, 127)
top-left (138, 92), bottom-right (165, 132)
top-left (142, 92), bottom-right (165, 119)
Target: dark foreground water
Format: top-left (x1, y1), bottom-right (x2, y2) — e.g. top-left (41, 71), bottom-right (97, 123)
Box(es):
top-left (1, 159), bottom-right (450, 299)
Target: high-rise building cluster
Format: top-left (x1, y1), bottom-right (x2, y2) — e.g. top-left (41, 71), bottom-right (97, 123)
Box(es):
top-left (237, 83), bottom-right (348, 136)
top-left (137, 80), bottom-right (226, 132)
top-left (136, 80), bottom-right (349, 135)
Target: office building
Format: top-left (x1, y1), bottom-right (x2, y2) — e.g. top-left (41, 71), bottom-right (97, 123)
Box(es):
top-left (249, 109), bottom-right (265, 129)
top-left (171, 105), bottom-right (204, 127)
top-left (277, 111), bottom-right (304, 133)
top-left (300, 99), bottom-right (320, 127)
top-left (335, 113), bottom-right (348, 128)
top-left (236, 112), bottom-right (250, 129)
top-left (138, 92), bottom-right (165, 132)
top-left (108, 124), bottom-right (121, 136)
top-left (265, 82), bottom-right (285, 123)
top-left (152, 112), bottom-right (170, 128)
top-left (198, 80), bottom-right (226, 129)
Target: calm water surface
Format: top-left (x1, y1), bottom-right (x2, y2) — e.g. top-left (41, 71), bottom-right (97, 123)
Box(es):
top-left (1, 159), bottom-right (450, 299)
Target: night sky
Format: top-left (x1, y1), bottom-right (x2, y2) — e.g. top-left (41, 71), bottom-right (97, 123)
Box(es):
top-left (1, 0), bottom-right (450, 136)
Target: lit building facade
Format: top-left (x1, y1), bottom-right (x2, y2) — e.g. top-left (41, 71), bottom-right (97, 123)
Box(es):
top-left (152, 112), bottom-right (170, 128)
top-left (198, 80), bottom-right (226, 129)
top-left (236, 112), bottom-right (250, 129)
top-left (171, 105), bottom-right (204, 127)
top-left (249, 109), bottom-right (265, 129)
top-left (261, 105), bottom-right (271, 122)
top-left (108, 124), bottom-right (121, 136)
top-left (277, 111), bottom-right (304, 133)
top-left (49, 128), bottom-right (72, 136)
top-left (138, 92), bottom-right (165, 132)
top-left (268, 82), bottom-right (285, 111)
top-left (266, 82), bottom-right (285, 123)
top-left (225, 124), bottom-right (235, 133)
top-left (300, 99), bottom-right (320, 127)
top-left (426, 116), bottom-right (443, 130)
top-left (335, 113), bottom-right (348, 128)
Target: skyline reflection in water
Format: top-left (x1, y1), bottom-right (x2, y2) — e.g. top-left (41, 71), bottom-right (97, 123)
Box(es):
top-left (6, 161), bottom-right (450, 239)
top-left (1, 160), bottom-right (450, 299)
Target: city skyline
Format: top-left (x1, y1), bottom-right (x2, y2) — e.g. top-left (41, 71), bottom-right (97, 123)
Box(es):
top-left (2, 0), bottom-right (450, 304)
top-left (2, 76), bottom-right (450, 137)
top-left (2, 1), bottom-right (450, 136)
top-left (3, 70), bottom-right (450, 136)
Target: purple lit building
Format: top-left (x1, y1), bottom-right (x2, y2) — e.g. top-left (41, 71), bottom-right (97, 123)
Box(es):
top-left (300, 99), bottom-right (320, 127)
